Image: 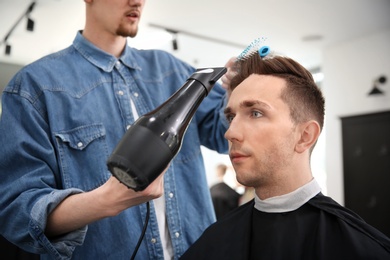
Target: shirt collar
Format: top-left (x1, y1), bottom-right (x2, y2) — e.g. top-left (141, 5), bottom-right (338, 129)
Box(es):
top-left (254, 178), bottom-right (321, 213)
top-left (72, 31), bottom-right (142, 72)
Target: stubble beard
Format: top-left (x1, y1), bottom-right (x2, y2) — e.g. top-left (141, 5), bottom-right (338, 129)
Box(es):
top-left (237, 137), bottom-right (295, 189)
top-left (116, 22), bottom-right (139, 38)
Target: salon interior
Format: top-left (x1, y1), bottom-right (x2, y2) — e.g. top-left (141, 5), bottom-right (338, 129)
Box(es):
top-left (1, 0), bottom-right (389, 240)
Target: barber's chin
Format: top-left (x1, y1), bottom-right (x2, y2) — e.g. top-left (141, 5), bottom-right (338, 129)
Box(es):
top-left (117, 28), bottom-right (138, 38)
top-left (128, 31), bottom-right (138, 38)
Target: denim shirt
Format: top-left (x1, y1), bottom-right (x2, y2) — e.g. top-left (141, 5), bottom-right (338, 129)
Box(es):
top-left (0, 32), bottom-right (228, 260)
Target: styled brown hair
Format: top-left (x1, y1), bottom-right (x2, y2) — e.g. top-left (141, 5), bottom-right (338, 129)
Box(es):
top-left (230, 53), bottom-right (325, 131)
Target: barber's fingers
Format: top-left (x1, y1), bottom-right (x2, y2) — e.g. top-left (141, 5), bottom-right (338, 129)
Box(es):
top-left (142, 166), bottom-right (167, 197)
top-left (221, 57), bottom-right (237, 90)
top-left (126, 165), bottom-right (168, 198)
top-left (221, 71), bottom-right (237, 90)
top-left (224, 56), bottom-right (237, 68)
top-left (102, 165), bottom-right (168, 214)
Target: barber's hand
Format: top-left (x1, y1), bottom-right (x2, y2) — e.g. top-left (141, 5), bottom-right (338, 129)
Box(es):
top-left (221, 56), bottom-right (237, 91)
top-left (99, 167), bottom-right (167, 216)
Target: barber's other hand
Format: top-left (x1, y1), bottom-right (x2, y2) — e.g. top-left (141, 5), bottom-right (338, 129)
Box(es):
top-left (221, 56), bottom-right (237, 90)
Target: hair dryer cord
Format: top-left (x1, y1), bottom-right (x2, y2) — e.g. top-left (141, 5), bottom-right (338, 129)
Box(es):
top-left (130, 201), bottom-right (150, 260)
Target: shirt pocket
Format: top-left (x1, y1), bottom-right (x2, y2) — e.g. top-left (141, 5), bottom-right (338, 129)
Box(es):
top-left (54, 123), bottom-right (110, 191)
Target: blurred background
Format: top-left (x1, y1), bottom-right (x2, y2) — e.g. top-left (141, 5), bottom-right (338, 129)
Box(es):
top-left (0, 0), bottom-right (389, 236)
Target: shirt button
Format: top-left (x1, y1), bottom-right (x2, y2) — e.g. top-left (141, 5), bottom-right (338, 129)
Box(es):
top-left (77, 142), bottom-right (83, 148)
top-left (169, 193), bottom-right (174, 198)
top-left (151, 238), bottom-right (157, 243)
top-left (133, 92), bottom-right (139, 97)
top-left (118, 90), bottom-right (124, 96)
top-left (175, 232), bottom-right (180, 238)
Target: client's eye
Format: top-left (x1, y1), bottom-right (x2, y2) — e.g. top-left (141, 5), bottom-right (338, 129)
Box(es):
top-left (225, 114), bottom-right (235, 123)
top-left (251, 111), bottom-right (263, 118)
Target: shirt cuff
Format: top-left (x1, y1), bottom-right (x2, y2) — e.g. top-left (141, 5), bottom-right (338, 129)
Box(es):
top-left (29, 189), bottom-right (87, 259)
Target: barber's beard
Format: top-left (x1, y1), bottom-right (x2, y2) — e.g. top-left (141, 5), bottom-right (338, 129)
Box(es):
top-left (116, 24), bottom-right (139, 38)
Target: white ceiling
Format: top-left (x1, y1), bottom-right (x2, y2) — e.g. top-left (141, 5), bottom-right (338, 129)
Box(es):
top-left (0, 0), bottom-right (389, 70)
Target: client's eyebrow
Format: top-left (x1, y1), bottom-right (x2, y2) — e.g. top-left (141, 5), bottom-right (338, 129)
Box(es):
top-left (240, 100), bottom-right (271, 110)
top-left (224, 99), bottom-right (271, 115)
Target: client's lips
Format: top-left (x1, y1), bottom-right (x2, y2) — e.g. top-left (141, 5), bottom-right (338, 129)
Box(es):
top-left (126, 10), bottom-right (140, 20)
top-left (229, 151), bottom-right (249, 163)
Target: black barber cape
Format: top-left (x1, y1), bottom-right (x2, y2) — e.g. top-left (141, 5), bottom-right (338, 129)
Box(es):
top-left (210, 182), bottom-right (241, 220)
top-left (181, 193), bottom-right (390, 260)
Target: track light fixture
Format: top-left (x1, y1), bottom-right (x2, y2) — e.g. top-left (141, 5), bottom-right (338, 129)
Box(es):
top-left (368, 75), bottom-right (387, 96)
top-left (5, 44), bottom-right (11, 56)
top-left (27, 17), bottom-right (35, 32)
top-left (165, 29), bottom-right (179, 51)
top-left (172, 36), bottom-right (178, 51)
top-left (26, 2), bottom-right (35, 32)
top-left (149, 23), bottom-right (247, 49)
top-left (0, 1), bottom-right (36, 56)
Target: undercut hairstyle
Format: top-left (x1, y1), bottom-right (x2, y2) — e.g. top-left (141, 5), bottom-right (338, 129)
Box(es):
top-left (230, 53), bottom-right (325, 131)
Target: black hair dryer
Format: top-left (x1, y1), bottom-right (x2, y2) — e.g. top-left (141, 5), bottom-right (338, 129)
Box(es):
top-left (107, 67), bottom-right (227, 191)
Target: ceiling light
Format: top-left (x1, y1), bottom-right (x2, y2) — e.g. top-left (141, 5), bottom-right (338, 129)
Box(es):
top-left (172, 38), bottom-right (178, 51)
top-left (166, 29), bottom-right (179, 51)
top-left (27, 17), bottom-right (35, 32)
top-left (5, 44), bottom-right (11, 55)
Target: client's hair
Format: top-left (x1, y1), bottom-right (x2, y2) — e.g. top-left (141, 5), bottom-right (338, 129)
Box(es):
top-left (230, 53), bottom-right (325, 132)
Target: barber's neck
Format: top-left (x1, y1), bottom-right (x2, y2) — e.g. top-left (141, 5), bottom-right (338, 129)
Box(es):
top-left (82, 28), bottom-right (127, 58)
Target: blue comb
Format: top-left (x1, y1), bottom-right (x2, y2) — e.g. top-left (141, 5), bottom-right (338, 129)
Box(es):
top-left (237, 37), bottom-right (270, 60)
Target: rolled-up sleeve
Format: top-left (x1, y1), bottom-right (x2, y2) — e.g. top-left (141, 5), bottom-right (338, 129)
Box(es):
top-left (29, 189), bottom-right (87, 260)
top-left (0, 74), bottom-right (86, 259)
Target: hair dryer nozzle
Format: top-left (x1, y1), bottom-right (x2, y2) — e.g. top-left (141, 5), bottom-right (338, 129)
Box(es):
top-left (189, 67), bottom-right (227, 93)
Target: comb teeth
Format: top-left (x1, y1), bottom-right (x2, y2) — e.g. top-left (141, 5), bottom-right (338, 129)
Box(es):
top-left (237, 37), bottom-right (269, 61)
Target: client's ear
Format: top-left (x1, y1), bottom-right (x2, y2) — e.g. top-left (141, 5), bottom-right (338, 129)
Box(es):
top-left (295, 120), bottom-right (321, 153)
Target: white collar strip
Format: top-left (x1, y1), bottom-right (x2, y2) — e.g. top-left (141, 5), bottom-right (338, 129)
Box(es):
top-left (254, 178), bottom-right (321, 213)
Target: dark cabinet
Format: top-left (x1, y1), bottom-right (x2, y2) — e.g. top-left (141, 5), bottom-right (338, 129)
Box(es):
top-left (341, 111), bottom-right (390, 237)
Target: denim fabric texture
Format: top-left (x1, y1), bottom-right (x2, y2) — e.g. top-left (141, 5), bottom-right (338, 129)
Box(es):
top-left (0, 31), bottom-right (228, 260)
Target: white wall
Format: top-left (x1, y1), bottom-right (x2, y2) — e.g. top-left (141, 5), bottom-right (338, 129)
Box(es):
top-left (323, 29), bottom-right (390, 205)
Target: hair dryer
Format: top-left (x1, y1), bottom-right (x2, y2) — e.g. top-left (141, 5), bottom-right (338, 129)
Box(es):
top-left (107, 67), bottom-right (227, 191)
